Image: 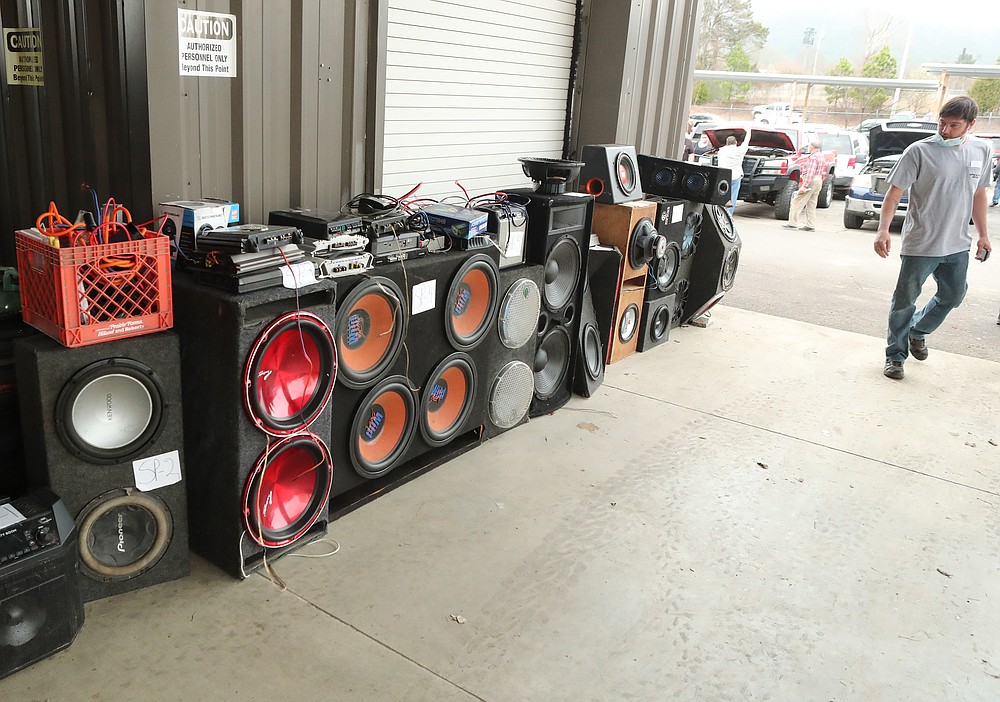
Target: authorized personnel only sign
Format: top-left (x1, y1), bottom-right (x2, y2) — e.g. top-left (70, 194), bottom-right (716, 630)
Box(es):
top-left (4, 28), bottom-right (44, 86)
top-left (177, 9), bottom-right (237, 77)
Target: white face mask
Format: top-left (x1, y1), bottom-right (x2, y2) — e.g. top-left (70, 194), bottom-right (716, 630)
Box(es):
top-left (932, 133), bottom-right (963, 147)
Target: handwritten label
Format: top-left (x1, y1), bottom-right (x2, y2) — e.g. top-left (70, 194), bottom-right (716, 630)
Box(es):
top-left (133, 450), bottom-right (182, 491)
top-left (281, 260), bottom-right (317, 289)
top-left (504, 230), bottom-right (524, 259)
top-left (412, 280), bottom-right (436, 315)
top-left (670, 204), bottom-right (683, 224)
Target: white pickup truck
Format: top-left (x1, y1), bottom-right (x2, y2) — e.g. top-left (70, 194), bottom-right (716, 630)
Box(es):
top-left (752, 103), bottom-right (803, 125)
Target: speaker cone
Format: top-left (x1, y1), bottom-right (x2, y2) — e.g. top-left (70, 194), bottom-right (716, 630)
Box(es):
top-left (619, 303), bottom-right (639, 343)
top-left (722, 248), bottom-right (740, 291)
top-left (55, 359), bottom-right (165, 464)
top-left (581, 323), bottom-right (604, 381)
top-left (420, 353), bottom-right (476, 447)
top-left (243, 310), bottom-right (337, 436)
top-left (0, 593), bottom-right (46, 647)
top-left (650, 305), bottom-right (671, 341)
top-left (489, 360), bottom-right (534, 430)
top-left (651, 243), bottom-right (680, 292)
top-left (682, 209), bottom-right (703, 257)
top-left (712, 204), bottom-right (737, 241)
top-left (77, 489), bottom-right (173, 581)
top-left (446, 254), bottom-right (499, 351)
top-left (654, 166), bottom-right (679, 190)
top-left (533, 326), bottom-right (571, 401)
top-left (542, 236), bottom-right (582, 312)
top-left (350, 375), bottom-right (417, 478)
top-left (615, 152), bottom-right (638, 196)
top-left (498, 277), bottom-right (541, 349)
top-left (629, 217), bottom-right (664, 270)
top-left (243, 434), bottom-right (333, 548)
top-left (335, 277), bottom-right (406, 389)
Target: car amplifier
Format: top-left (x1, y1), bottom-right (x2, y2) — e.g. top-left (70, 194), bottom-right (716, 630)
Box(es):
top-left (0, 489), bottom-right (75, 567)
top-left (422, 203), bottom-right (488, 240)
top-left (268, 208), bottom-right (364, 240)
top-left (370, 230), bottom-right (421, 256)
top-left (194, 224), bottom-right (304, 254)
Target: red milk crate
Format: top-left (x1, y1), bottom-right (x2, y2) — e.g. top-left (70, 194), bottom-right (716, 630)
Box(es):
top-left (15, 229), bottom-right (173, 347)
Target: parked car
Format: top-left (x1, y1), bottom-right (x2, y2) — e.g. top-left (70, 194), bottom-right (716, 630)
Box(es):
top-left (973, 132), bottom-right (1000, 170)
top-left (690, 120), bottom-right (726, 158)
top-left (698, 123), bottom-right (838, 219)
top-left (689, 112), bottom-right (722, 129)
top-left (751, 103), bottom-right (802, 125)
top-left (813, 128), bottom-right (870, 198)
top-left (843, 120), bottom-right (937, 229)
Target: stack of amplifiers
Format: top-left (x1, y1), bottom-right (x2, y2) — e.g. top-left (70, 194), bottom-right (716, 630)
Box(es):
top-left (327, 249), bottom-right (539, 518)
top-left (504, 188), bottom-right (594, 417)
top-left (172, 276), bottom-right (337, 578)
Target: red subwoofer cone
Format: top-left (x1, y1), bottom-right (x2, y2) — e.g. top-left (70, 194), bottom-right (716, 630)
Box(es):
top-left (350, 375), bottom-right (417, 478)
top-left (446, 254), bottom-right (499, 351)
top-left (244, 311), bottom-right (336, 436)
top-left (336, 277), bottom-right (406, 389)
top-left (420, 353), bottom-right (476, 447)
top-left (243, 434), bottom-right (332, 548)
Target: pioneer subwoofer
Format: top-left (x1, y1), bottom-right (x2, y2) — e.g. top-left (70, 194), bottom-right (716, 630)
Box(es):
top-left (172, 276), bottom-right (336, 578)
top-left (681, 204), bottom-right (741, 324)
top-left (592, 200), bottom-right (664, 280)
top-left (637, 154), bottom-right (731, 206)
top-left (14, 332), bottom-right (189, 601)
top-left (579, 145), bottom-right (642, 204)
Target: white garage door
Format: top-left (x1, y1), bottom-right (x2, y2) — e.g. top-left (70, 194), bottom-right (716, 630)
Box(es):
top-left (381, 0), bottom-right (577, 201)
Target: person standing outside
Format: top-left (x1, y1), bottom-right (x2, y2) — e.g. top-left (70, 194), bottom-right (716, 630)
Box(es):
top-left (716, 126), bottom-right (752, 216)
top-left (875, 96), bottom-right (993, 380)
top-left (991, 155), bottom-right (999, 206)
top-left (783, 138), bottom-right (824, 231)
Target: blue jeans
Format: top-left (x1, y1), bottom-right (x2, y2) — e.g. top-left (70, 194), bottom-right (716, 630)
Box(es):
top-left (886, 251), bottom-right (969, 361)
top-left (993, 176), bottom-right (999, 205)
top-left (729, 177), bottom-right (742, 216)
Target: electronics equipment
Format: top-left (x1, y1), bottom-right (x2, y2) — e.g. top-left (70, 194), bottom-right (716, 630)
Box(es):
top-left (588, 245), bottom-right (646, 365)
top-left (636, 293), bottom-right (676, 353)
top-left (1, 490), bottom-right (83, 681)
top-left (159, 199), bottom-right (240, 260)
top-left (422, 204), bottom-right (489, 240)
top-left (476, 201), bottom-right (528, 268)
top-left (572, 276), bottom-right (605, 398)
top-left (370, 230), bottom-right (421, 256)
top-left (313, 252), bottom-right (373, 279)
top-left (579, 145), bottom-right (643, 204)
top-left (300, 234), bottom-right (369, 256)
top-left (171, 277), bottom-right (337, 578)
top-left (268, 208), bottom-right (364, 240)
top-left (361, 210), bottom-right (409, 238)
top-left (637, 154), bottom-right (731, 206)
top-left (681, 204), bottom-right (741, 324)
top-left (192, 224), bottom-right (303, 255)
top-left (13, 332), bottom-right (189, 602)
top-left (517, 157), bottom-right (585, 195)
top-left (591, 200), bottom-right (663, 280)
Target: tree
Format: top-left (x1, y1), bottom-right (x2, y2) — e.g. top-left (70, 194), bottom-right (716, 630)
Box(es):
top-left (861, 16), bottom-right (893, 64)
top-left (956, 48), bottom-right (975, 64)
top-left (824, 58), bottom-right (854, 112)
top-left (848, 45), bottom-right (897, 114)
top-left (969, 79), bottom-right (1000, 113)
top-left (691, 81), bottom-right (710, 106)
top-left (720, 45), bottom-right (754, 103)
top-left (696, 0), bottom-right (769, 71)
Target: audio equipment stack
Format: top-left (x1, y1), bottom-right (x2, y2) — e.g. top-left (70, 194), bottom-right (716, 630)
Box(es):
top-left (680, 204), bottom-right (741, 324)
top-left (637, 196), bottom-right (687, 351)
top-left (172, 276), bottom-right (336, 578)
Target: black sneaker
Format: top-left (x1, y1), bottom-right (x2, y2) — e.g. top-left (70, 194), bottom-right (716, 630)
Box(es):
top-left (909, 336), bottom-right (928, 361)
top-left (884, 360), bottom-right (904, 379)
top-left (800, 226), bottom-right (815, 231)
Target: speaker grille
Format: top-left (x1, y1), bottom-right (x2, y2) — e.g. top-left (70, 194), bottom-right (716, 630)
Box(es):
top-left (243, 434), bottom-right (332, 548)
top-left (55, 359), bottom-right (164, 463)
top-left (336, 277), bottom-right (406, 389)
top-left (420, 353), bottom-right (476, 447)
top-left (350, 375), bottom-right (417, 478)
top-left (682, 209), bottom-right (703, 257)
top-left (498, 277), bottom-right (541, 349)
top-left (243, 310), bottom-right (337, 436)
top-left (533, 326), bottom-right (571, 400)
top-left (77, 489), bottom-right (173, 582)
top-left (619, 303), bottom-right (640, 343)
top-left (654, 166), bottom-right (679, 190)
top-left (446, 254), bottom-right (499, 351)
top-left (489, 361), bottom-right (534, 430)
top-left (542, 236), bottom-right (581, 312)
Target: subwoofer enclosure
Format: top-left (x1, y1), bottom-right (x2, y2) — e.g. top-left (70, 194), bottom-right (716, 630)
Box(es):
top-left (172, 276), bottom-right (336, 578)
top-left (636, 294), bottom-right (676, 353)
top-left (592, 200), bottom-right (663, 280)
top-left (13, 332), bottom-right (189, 601)
top-left (681, 204), bottom-right (742, 324)
top-left (637, 154), bottom-right (731, 206)
top-left (572, 278), bottom-right (606, 398)
top-left (579, 144), bottom-right (642, 204)
top-left (587, 245), bottom-right (646, 365)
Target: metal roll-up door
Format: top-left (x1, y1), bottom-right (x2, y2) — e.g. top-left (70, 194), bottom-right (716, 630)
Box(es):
top-left (381, 0), bottom-right (577, 199)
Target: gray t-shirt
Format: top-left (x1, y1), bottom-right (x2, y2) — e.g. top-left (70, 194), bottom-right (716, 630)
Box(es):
top-left (886, 135), bottom-right (993, 256)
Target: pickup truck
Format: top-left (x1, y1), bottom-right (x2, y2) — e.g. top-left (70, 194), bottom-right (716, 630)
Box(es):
top-left (698, 124), bottom-right (838, 220)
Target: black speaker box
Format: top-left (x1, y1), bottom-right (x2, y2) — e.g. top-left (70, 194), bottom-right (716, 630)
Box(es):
top-left (327, 250), bottom-right (499, 519)
top-left (0, 492), bottom-right (84, 680)
top-left (648, 199), bottom-right (705, 328)
top-left (579, 144), bottom-right (642, 204)
top-left (637, 154), bottom-right (731, 206)
top-left (572, 278), bottom-right (606, 398)
top-left (681, 204), bottom-right (741, 324)
top-left (636, 294), bottom-right (676, 353)
top-left (172, 276), bottom-right (337, 579)
top-left (0, 319), bottom-right (35, 498)
top-left (505, 188), bottom-right (594, 417)
top-left (13, 332), bottom-right (190, 601)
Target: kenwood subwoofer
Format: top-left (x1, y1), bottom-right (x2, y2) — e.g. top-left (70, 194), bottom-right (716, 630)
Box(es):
top-left (637, 294), bottom-right (676, 353)
top-left (505, 188), bottom-right (594, 417)
top-left (681, 204), bottom-right (742, 324)
top-left (328, 250), bottom-right (496, 519)
top-left (637, 154), bottom-right (731, 206)
top-left (592, 200), bottom-right (664, 280)
top-left (588, 245), bottom-right (647, 364)
top-left (172, 276), bottom-right (336, 578)
top-left (0, 492), bottom-right (83, 681)
top-left (572, 278), bottom-right (606, 398)
top-left (579, 145), bottom-right (642, 204)
top-left (14, 332), bottom-right (189, 601)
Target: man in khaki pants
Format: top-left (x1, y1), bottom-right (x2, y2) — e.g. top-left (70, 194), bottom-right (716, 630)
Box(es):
top-left (783, 138), bottom-right (825, 231)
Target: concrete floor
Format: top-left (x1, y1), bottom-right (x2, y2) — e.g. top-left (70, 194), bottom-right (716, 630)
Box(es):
top-left (4, 302), bottom-right (1000, 701)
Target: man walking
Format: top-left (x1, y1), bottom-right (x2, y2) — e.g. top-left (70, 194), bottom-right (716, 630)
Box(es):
top-left (874, 96), bottom-right (993, 380)
top-left (716, 126), bottom-right (752, 216)
top-left (783, 138), bottom-right (824, 231)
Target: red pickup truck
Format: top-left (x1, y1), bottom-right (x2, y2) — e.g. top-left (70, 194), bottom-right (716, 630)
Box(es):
top-left (698, 124), bottom-right (838, 220)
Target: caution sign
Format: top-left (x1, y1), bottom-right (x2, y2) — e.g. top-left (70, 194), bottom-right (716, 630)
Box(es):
top-left (4, 28), bottom-right (44, 86)
top-left (177, 9), bottom-right (237, 78)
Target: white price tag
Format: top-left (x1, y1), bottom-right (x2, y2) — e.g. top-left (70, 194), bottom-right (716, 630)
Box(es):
top-left (0, 503), bottom-right (26, 529)
top-left (133, 450), bottom-right (183, 491)
top-left (281, 261), bottom-right (317, 289)
top-left (670, 204), bottom-right (683, 224)
top-left (504, 230), bottom-right (525, 259)
top-left (412, 280), bottom-right (436, 315)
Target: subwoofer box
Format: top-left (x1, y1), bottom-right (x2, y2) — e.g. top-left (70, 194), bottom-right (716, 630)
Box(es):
top-left (172, 275), bottom-right (337, 579)
top-left (636, 294), bottom-right (676, 353)
top-left (637, 154), bottom-right (731, 206)
top-left (681, 204), bottom-right (741, 324)
top-left (587, 247), bottom-right (646, 365)
top-left (578, 144), bottom-right (642, 204)
top-left (14, 332), bottom-right (190, 601)
top-left (592, 200), bottom-right (660, 280)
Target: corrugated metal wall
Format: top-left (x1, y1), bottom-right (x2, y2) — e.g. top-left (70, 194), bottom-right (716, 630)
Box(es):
top-left (145, 0), bottom-right (370, 223)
